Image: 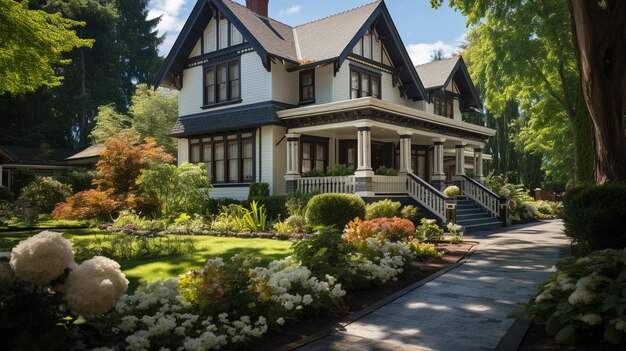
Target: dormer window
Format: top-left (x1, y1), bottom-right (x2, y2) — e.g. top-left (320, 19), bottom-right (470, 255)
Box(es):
top-left (203, 60), bottom-right (241, 107)
top-left (433, 94), bottom-right (453, 118)
top-left (299, 69), bottom-right (315, 103)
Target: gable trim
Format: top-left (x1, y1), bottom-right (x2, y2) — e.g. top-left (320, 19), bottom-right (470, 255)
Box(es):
top-left (429, 57), bottom-right (483, 111)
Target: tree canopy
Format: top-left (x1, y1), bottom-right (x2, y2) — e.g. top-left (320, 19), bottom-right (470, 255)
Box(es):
top-left (0, 0), bottom-right (92, 94)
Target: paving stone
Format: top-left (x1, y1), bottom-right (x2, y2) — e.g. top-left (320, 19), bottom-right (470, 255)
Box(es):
top-left (298, 221), bottom-right (569, 351)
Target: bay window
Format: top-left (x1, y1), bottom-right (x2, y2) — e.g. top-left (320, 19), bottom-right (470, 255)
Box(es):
top-left (189, 131), bottom-right (255, 184)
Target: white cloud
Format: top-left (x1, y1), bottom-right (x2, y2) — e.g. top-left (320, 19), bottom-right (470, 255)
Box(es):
top-left (406, 40), bottom-right (458, 66)
top-left (148, 0), bottom-right (188, 56)
top-left (277, 5), bottom-right (301, 16)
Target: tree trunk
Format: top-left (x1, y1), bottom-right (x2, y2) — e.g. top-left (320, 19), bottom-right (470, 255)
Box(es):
top-left (567, 0), bottom-right (626, 183)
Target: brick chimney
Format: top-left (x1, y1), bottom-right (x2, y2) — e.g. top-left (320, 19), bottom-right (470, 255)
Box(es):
top-left (246, 0), bottom-right (268, 17)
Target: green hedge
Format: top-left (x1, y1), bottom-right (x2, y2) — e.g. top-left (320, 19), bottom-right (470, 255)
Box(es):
top-left (305, 193), bottom-right (365, 228)
top-left (248, 195), bottom-right (289, 221)
top-left (562, 182), bottom-right (626, 251)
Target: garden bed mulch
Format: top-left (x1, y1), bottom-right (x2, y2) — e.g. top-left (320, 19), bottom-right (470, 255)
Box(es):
top-left (254, 241), bottom-right (477, 351)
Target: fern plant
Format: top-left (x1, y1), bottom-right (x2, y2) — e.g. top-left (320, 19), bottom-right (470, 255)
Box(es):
top-left (243, 200), bottom-right (267, 232)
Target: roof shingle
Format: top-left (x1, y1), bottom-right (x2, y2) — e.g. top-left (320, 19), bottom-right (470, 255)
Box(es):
top-left (414, 56), bottom-right (460, 89)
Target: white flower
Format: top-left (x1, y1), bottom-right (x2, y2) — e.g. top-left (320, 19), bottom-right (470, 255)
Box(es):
top-left (10, 231), bottom-right (74, 285)
top-left (534, 291), bottom-right (552, 303)
top-left (65, 256), bottom-right (128, 315)
top-left (568, 287), bottom-right (595, 305)
top-left (579, 313), bottom-right (602, 326)
top-left (276, 317), bottom-right (285, 325)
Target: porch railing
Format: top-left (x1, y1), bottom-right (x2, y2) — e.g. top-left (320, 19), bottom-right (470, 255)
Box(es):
top-left (297, 176), bottom-right (356, 194)
top-left (372, 175), bottom-right (408, 194)
top-left (406, 173), bottom-right (450, 222)
top-left (460, 175), bottom-right (503, 218)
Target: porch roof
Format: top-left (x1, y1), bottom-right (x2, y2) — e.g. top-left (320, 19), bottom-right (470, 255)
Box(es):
top-left (276, 97), bottom-right (496, 143)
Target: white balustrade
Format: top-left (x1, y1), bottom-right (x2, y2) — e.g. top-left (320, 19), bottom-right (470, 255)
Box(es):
top-left (372, 175), bottom-right (407, 194)
top-left (296, 176), bottom-right (356, 194)
top-left (461, 176), bottom-right (500, 216)
top-left (406, 174), bottom-right (447, 221)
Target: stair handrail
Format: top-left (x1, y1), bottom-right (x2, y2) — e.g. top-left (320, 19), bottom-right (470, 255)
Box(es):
top-left (460, 175), bottom-right (506, 218)
top-left (406, 173), bottom-right (453, 222)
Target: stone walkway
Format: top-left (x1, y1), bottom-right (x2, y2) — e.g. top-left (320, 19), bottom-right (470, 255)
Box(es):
top-left (298, 220), bottom-right (569, 351)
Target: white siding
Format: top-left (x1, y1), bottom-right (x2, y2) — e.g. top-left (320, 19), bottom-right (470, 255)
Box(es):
top-left (271, 62), bottom-right (298, 105)
top-left (315, 65), bottom-right (334, 104)
top-left (209, 187), bottom-right (249, 200)
top-left (333, 65), bottom-right (350, 102)
top-left (178, 52), bottom-right (271, 117)
top-left (190, 40), bottom-right (201, 58)
top-left (259, 125), bottom-right (287, 195)
top-left (178, 138), bottom-right (189, 166)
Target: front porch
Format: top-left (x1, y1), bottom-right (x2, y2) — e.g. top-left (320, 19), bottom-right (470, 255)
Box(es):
top-left (277, 97), bottom-right (506, 228)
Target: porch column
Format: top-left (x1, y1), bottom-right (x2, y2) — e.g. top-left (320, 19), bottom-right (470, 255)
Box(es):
top-left (355, 123), bottom-right (374, 197)
top-left (454, 143), bottom-right (466, 178)
top-left (474, 148), bottom-right (484, 182)
top-left (284, 133), bottom-right (301, 193)
top-left (431, 138), bottom-right (446, 190)
top-left (398, 132), bottom-right (413, 174)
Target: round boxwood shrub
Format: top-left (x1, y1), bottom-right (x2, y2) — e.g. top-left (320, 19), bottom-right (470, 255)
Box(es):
top-left (562, 182), bottom-right (626, 251)
top-left (305, 193), bottom-right (366, 228)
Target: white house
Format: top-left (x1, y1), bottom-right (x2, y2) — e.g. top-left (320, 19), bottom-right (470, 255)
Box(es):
top-left (154, 0), bottom-right (505, 230)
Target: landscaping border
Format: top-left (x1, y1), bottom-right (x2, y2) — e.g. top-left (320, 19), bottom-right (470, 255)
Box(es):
top-left (276, 243), bottom-right (478, 351)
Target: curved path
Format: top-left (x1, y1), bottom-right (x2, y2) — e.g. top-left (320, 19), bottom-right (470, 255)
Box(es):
top-left (298, 220), bottom-right (569, 351)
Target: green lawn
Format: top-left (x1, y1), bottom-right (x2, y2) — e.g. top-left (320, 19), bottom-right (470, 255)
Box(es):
top-left (0, 228), bottom-right (292, 291)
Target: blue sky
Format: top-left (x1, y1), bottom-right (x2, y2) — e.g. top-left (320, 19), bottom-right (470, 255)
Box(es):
top-left (148, 0), bottom-right (470, 65)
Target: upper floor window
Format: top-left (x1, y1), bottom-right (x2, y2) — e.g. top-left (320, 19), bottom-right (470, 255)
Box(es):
top-left (350, 69), bottom-right (381, 99)
top-left (205, 12), bottom-right (244, 54)
top-left (204, 60), bottom-right (240, 106)
top-left (189, 132), bottom-right (254, 184)
top-left (299, 69), bottom-right (315, 103)
top-left (352, 29), bottom-right (383, 63)
top-left (433, 95), bottom-right (453, 118)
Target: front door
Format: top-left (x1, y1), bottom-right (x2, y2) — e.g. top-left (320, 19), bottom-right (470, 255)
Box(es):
top-left (339, 140), bottom-right (394, 171)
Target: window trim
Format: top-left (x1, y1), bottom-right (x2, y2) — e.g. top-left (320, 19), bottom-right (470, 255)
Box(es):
top-left (188, 131), bottom-right (256, 184)
top-left (433, 93), bottom-right (454, 118)
top-left (349, 66), bottom-right (382, 100)
top-left (202, 58), bottom-right (242, 109)
top-left (299, 69), bottom-right (315, 104)
top-left (352, 28), bottom-right (384, 63)
top-left (299, 135), bottom-right (329, 174)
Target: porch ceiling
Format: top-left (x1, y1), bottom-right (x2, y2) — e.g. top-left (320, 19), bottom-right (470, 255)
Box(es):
top-left (277, 97), bottom-right (495, 144)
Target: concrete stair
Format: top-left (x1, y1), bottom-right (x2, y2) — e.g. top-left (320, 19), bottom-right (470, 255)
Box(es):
top-left (455, 196), bottom-right (503, 233)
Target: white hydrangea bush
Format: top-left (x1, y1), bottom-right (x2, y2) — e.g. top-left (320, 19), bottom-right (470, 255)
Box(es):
top-left (65, 256), bottom-right (129, 315)
top-left (348, 237), bottom-right (415, 284)
top-left (525, 248), bottom-right (626, 345)
top-left (9, 231), bottom-right (74, 285)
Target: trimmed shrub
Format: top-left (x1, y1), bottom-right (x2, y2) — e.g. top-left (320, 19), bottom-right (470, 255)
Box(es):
top-left (326, 164), bottom-right (355, 176)
top-left (374, 166), bottom-right (398, 176)
top-left (305, 193), bottom-right (366, 228)
top-left (400, 205), bottom-right (423, 226)
top-left (443, 185), bottom-right (461, 197)
top-left (19, 177), bottom-right (72, 213)
top-left (0, 186), bottom-right (13, 201)
top-left (365, 199), bottom-right (401, 219)
top-left (248, 182), bottom-right (269, 199)
top-left (562, 183), bottom-right (626, 251)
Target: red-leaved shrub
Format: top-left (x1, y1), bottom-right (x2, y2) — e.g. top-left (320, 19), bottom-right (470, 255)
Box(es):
top-left (52, 190), bottom-right (120, 220)
top-left (367, 217), bottom-right (415, 242)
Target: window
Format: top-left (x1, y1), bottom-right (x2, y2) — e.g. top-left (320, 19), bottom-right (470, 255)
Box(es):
top-left (219, 15), bottom-right (229, 49)
top-left (350, 69), bottom-right (381, 99)
top-left (189, 132), bottom-right (255, 184)
top-left (300, 137), bottom-right (328, 174)
top-left (299, 69), bottom-right (315, 103)
top-left (352, 29), bottom-right (383, 62)
top-left (206, 21), bottom-right (216, 52)
top-left (231, 24), bottom-right (243, 45)
top-left (433, 95), bottom-right (454, 118)
top-left (203, 60), bottom-right (241, 106)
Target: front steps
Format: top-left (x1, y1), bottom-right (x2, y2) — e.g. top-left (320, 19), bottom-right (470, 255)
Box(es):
top-left (455, 196), bottom-right (503, 233)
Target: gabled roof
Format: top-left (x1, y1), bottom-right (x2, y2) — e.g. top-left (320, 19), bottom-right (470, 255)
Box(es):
top-left (66, 145), bottom-right (104, 161)
top-left (415, 56), bottom-right (483, 111)
top-left (154, 0), bottom-right (427, 100)
top-left (0, 145), bottom-right (75, 165)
